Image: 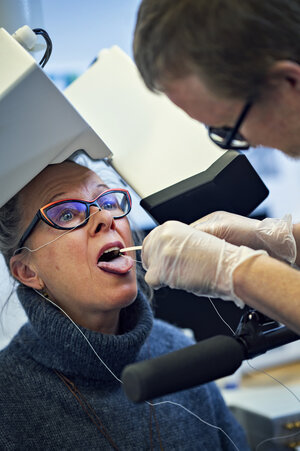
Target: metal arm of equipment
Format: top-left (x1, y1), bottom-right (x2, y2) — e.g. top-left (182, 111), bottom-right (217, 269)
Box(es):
top-left (121, 310), bottom-right (299, 403)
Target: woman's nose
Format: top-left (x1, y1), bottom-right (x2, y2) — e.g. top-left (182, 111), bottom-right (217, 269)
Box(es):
top-left (88, 206), bottom-right (116, 235)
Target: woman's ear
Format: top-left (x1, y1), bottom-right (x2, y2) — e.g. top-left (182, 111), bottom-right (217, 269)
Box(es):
top-left (10, 254), bottom-right (44, 290)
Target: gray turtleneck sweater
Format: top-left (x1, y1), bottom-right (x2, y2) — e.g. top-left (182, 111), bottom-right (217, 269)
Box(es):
top-left (0, 286), bottom-right (249, 450)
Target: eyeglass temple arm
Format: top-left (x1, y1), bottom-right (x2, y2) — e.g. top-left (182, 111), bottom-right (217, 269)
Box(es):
top-left (17, 214), bottom-right (41, 250)
top-left (224, 101), bottom-right (253, 146)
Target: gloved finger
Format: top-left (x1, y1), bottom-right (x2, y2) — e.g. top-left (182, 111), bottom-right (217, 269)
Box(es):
top-left (191, 211), bottom-right (229, 236)
top-left (144, 267), bottom-right (165, 290)
top-left (141, 220), bottom-right (185, 270)
top-left (191, 211), bottom-right (229, 226)
top-left (257, 214), bottom-right (296, 264)
top-left (190, 215), bottom-right (212, 227)
top-left (141, 228), bottom-right (158, 271)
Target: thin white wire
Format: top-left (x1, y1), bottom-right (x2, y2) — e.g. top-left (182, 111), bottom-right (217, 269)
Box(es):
top-left (25, 223), bottom-right (239, 448)
top-left (255, 429), bottom-right (300, 450)
top-left (14, 210), bottom-right (101, 255)
top-left (246, 360), bottom-right (300, 404)
top-left (247, 359), bottom-right (300, 450)
top-left (146, 400), bottom-right (240, 451)
top-left (22, 219), bottom-right (246, 450)
top-left (120, 253), bottom-right (142, 264)
top-left (34, 288), bottom-right (241, 450)
top-left (35, 289), bottom-right (123, 384)
top-left (208, 297), bottom-right (236, 335)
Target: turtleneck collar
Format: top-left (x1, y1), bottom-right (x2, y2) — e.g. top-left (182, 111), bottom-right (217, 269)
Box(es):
top-left (16, 285), bottom-right (153, 385)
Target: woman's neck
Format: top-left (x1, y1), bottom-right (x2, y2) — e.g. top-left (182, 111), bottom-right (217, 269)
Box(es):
top-left (63, 307), bottom-right (121, 334)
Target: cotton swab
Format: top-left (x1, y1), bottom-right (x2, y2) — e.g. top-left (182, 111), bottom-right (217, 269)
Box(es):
top-left (119, 245), bottom-right (142, 253)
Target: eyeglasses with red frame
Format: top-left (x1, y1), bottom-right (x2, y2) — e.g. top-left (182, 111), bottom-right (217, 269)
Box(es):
top-left (16, 189), bottom-right (132, 253)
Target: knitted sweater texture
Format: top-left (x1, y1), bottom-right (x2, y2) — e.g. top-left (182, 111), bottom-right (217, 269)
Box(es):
top-left (0, 286), bottom-right (249, 450)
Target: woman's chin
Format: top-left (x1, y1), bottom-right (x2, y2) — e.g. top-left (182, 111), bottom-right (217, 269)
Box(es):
top-left (116, 286), bottom-right (138, 308)
top-left (98, 284), bottom-right (138, 311)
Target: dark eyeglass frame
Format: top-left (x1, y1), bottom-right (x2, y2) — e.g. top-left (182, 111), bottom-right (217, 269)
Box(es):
top-left (208, 100), bottom-right (253, 150)
top-left (16, 188), bottom-right (132, 253)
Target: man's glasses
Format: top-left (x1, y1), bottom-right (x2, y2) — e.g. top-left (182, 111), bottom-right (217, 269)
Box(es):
top-left (208, 101), bottom-right (253, 150)
top-left (17, 189), bottom-right (132, 252)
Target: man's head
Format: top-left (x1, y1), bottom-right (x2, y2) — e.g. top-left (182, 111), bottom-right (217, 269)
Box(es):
top-left (134, 0), bottom-right (300, 156)
top-left (134, 0), bottom-right (300, 99)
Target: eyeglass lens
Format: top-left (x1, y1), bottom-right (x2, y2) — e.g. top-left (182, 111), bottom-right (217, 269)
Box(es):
top-left (209, 128), bottom-right (249, 149)
top-left (46, 192), bottom-right (130, 228)
top-left (208, 101), bottom-right (252, 150)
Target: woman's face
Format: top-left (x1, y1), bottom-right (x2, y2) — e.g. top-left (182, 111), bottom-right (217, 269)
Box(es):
top-left (12, 162), bottom-right (137, 333)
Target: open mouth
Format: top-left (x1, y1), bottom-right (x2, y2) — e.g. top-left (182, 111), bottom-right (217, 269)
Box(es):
top-left (97, 246), bottom-right (121, 263)
top-left (96, 242), bottom-right (133, 274)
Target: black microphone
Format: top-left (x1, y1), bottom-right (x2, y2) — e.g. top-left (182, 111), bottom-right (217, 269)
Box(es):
top-left (122, 335), bottom-right (245, 403)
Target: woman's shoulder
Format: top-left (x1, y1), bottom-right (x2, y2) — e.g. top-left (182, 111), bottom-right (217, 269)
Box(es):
top-left (0, 341), bottom-right (25, 399)
top-left (0, 337), bottom-right (24, 370)
top-left (0, 337), bottom-right (21, 365)
top-left (0, 332), bottom-right (40, 384)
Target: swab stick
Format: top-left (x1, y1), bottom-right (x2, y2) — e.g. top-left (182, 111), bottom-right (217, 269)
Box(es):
top-left (119, 245), bottom-right (143, 253)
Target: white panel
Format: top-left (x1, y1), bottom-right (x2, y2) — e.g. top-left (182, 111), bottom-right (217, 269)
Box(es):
top-left (0, 27), bottom-right (112, 207)
top-left (65, 46), bottom-right (225, 199)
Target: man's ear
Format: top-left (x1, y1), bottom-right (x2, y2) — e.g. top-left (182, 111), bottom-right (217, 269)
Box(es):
top-left (268, 60), bottom-right (300, 91)
top-left (10, 255), bottom-right (44, 290)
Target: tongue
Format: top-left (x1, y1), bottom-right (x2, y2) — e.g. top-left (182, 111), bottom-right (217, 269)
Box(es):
top-left (97, 255), bottom-right (134, 274)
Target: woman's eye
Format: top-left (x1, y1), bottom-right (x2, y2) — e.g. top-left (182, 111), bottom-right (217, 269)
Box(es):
top-left (103, 201), bottom-right (117, 210)
top-left (59, 209), bottom-right (75, 222)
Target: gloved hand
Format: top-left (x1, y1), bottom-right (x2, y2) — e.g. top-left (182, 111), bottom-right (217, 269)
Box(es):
top-left (191, 212), bottom-right (296, 265)
top-left (142, 221), bottom-right (267, 307)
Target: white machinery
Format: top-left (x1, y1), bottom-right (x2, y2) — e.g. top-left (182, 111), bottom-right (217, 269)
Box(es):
top-left (0, 26), bottom-right (111, 208)
top-left (0, 25), bottom-right (268, 223)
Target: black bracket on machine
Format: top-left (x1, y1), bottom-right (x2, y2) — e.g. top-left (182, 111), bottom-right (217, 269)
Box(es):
top-left (235, 308), bottom-right (299, 360)
top-left (141, 150), bottom-right (269, 224)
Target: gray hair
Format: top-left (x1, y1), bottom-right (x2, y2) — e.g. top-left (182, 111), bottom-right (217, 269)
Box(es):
top-left (0, 192), bottom-right (23, 269)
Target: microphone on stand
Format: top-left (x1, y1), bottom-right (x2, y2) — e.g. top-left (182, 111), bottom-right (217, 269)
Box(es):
top-left (122, 335), bottom-right (245, 402)
top-left (121, 310), bottom-right (299, 403)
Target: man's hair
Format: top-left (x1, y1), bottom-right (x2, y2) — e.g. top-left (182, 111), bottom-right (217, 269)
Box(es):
top-left (133, 0), bottom-right (300, 100)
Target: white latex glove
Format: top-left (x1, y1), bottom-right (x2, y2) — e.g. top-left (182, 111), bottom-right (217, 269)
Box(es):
top-left (142, 221), bottom-right (267, 308)
top-left (191, 212), bottom-right (296, 265)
